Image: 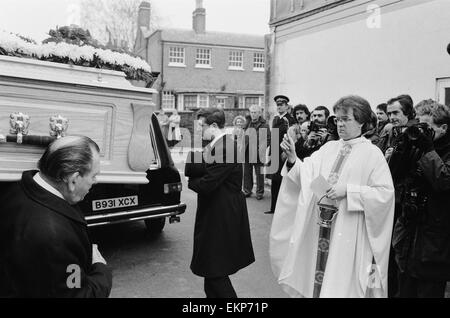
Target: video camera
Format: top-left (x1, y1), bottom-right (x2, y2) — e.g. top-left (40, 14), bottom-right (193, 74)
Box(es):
top-left (404, 122), bottom-right (435, 141)
top-left (308, 120), bottom-right (327, 133)
top-left (305, 117), bottom-right (338, 148)
top-left (393, 119), bottom-right (435, 142)
top-left (308, 116), bottom-right (338, 136)
top-left (389, 119), bottom-right (435, 184)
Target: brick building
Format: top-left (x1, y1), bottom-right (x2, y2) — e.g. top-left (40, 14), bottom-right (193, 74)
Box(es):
top-left (134, 0), bottom-right (265, 113)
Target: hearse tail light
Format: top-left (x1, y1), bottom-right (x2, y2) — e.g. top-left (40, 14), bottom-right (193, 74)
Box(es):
top-left (164, 182), bottom-right (182, 194)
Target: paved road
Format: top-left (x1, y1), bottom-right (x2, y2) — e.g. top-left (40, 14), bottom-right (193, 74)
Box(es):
top-left (91, 148), bottom-right (450, 298)
top-left (90, 148), bottom-right (287, 298)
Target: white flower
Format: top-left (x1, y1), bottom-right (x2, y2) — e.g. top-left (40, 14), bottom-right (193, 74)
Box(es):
top-left (0, 29), bottom-right (152, 74)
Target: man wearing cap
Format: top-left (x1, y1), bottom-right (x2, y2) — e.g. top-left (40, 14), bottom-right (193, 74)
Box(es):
top-left (266, 95), bottom-right (296, 214)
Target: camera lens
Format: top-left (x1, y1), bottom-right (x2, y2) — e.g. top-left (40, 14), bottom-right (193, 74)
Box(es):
top-left (406, 126), bottom-right (420, 141)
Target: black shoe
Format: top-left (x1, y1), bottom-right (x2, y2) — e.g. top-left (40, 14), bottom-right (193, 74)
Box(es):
top-left (264, 210), bottom-right (274, 214)
top-left (256, 195), bottom-right (263, 200)
top-left (244, 192), bottom-right (252, 198)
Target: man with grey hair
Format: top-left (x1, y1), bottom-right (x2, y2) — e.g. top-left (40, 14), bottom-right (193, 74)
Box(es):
top-left (243, 104), bottom-right (270, 200)
top-left (0, 136), bottom-right (112, 297)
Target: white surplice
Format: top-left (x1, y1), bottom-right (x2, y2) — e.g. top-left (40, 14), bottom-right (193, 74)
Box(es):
top-left (269, 137), bottom-right (395, 298)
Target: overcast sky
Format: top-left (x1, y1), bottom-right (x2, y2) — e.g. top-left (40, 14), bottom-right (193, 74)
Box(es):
top-left (0, 0), bottom-right (271, 42)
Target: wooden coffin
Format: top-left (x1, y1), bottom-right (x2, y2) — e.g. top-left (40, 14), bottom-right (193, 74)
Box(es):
top-left (0, 55), bottom-right (158, 184)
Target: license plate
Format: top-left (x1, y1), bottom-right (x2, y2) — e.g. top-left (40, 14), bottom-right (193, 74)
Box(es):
top-left (92, 195), bottom-right (138, 211)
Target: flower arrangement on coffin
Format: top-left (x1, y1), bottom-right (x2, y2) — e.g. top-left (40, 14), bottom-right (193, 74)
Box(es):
top-left (0, 27), bottom-right (157, 88)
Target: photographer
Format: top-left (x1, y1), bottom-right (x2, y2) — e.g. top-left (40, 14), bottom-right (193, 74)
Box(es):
top-left (392, 100), bottom-right (450, 298)
top-left (288, 104), bottom-right (310, 144)
top-left (379, 94), bottom-right (416, 297)
top-left (295, 106), bottom-right (337, 160)
top-left (379, 94), bottom-right (415, 158)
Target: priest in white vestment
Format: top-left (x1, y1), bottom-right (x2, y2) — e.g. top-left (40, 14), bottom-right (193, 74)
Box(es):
top-left (270, 95), bottom-right (395, 298)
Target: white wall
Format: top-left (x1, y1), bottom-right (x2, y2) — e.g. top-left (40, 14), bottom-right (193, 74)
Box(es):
top-left (272, 0), bottom-right (450, 112)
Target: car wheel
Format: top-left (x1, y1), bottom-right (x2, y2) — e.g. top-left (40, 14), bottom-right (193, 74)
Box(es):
top-left (144, 217), bottom-right (166, 235)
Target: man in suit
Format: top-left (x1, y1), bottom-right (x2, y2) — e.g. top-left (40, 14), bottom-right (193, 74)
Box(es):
top-left (0, 136), bottom-right (112, 297)
top-left (185, 107), bottom-right (255, 298)
top-left (266, 95), bottom-right (296, 214)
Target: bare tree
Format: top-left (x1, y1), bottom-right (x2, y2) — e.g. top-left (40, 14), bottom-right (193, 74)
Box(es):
top-left (79, 0), bottom-right (159, 51)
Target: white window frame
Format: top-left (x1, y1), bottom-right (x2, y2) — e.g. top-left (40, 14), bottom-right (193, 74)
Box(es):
top-left (238, 96), bottom-right (245, 109)
top-left (162, 91), bottom-right (176, 110)
top-left (195, 48), bottom-right (212, 68)
top-left (198, 94), bottom-right (209, 108)
top-left (178, 95), bottom-right (185, 111)
top-left (253, 52), bottom-right (265, 72)
top-left (168, 46), bottom-right (185, 67)
top-left (228, 50), bottom-right (244, 70)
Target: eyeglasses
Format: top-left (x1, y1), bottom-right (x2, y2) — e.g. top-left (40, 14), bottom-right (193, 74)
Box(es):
top-left (334, 117), bottom-right (355, 124)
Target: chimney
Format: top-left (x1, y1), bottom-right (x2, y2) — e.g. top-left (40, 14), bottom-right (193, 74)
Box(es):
top-left (193, 0), bottom-right (206, 34)
top-left (138, 1), bottom-right (151, 29)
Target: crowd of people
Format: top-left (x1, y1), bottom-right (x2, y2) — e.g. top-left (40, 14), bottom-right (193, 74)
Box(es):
top-left (222, 93), bottom-right (450, 298)
top-left (1, 93), bottom-right (449, 298)
top-left (265, 93), bottom-right (449, 298)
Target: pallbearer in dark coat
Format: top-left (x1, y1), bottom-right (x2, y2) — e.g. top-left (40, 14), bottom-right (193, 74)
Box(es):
top-left (185, 107), bottom-right (255, 298)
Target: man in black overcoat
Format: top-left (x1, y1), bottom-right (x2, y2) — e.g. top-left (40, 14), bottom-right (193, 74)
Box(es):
top-left (185, 107), bottom-right (255, 298)
top-left (0, 136), bottom-right (112, 297)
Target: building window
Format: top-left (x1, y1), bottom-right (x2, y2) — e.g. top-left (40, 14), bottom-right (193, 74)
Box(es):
top-left (229, 50), bottom-right (244, 70)
top-left (196, 48), bottom-right (211, 68)
top-left (199, 94), bottom-right (209, 108)
top-left (245, 96), bottom-right (262, 108)
top-left (162, 91), bottom-right (175, 109)
top-left (216, 96), bottom-right (227, 108)
top-left (253, 52), bottom-right (265, 71)
top-left (169, 46), bottom-right (185, 66)
top-left (184, 95), bottom-right (198, 109)
top-left (182, 94), bottom-right (210, 109)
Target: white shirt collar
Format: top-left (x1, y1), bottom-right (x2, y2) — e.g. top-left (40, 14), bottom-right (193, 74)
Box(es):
top-left (33, 172), bottom-right (66, 201)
